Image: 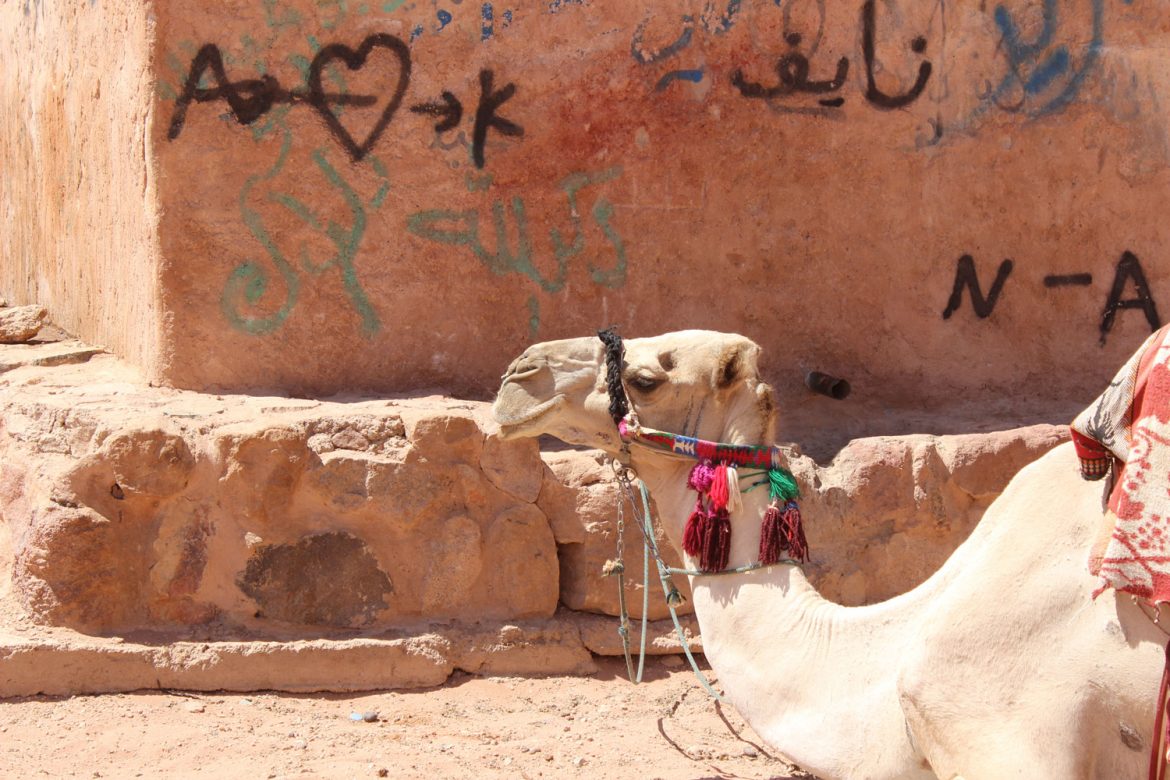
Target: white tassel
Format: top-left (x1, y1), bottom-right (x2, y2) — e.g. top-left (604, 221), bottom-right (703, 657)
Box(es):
top-left (726, 465), bottom-right (742, 514)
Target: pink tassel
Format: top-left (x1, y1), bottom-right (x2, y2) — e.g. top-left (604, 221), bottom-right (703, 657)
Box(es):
top-left (687, 461), bottom-right (716, 493)
top-left (758, 501), bottom-right (784, 565)
top-left (781, 501), bottom-right (808, 562)
top-left (701, 508), bottom-right (731, 572)
top-left (708, 464), bottom-right (730, 511)
top-left (683, 502), bottom-right (708, 557)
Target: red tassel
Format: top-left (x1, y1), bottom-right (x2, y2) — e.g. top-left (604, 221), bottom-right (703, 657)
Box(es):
top-left (708, 464), bottom-right (729, 511)
top-left (781, 501), bottom-right (809, 562)
top-left (701, 509), bottom-right (731, 572)
top-left (683, 503), bottom-right (708, 557)
top-left (758, 502), bottom-right (784, 565)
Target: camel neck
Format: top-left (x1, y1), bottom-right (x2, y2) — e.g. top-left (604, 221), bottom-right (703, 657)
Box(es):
top-left (629, 454), bottom-right (938, 780)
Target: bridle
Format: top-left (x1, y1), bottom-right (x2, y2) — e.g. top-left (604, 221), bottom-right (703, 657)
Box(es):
top-left (595, 328), bottom-right (809, 694)
top-left (597, 328), bottom-right (808, 573)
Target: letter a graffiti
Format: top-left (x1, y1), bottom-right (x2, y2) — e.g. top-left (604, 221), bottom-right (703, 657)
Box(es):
top-left (1100, 251), bottom-right (1161, 345)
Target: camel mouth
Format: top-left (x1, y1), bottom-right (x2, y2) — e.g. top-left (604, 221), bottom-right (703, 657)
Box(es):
top-left (493, 394), bottom-right (566, 440)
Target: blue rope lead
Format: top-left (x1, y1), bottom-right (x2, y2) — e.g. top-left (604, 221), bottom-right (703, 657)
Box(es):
top-left (637, 482), bottom-right (725, 701)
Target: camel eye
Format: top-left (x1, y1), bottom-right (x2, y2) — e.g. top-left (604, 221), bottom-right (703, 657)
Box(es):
top-left (627, 374), bottom-right (662, 392)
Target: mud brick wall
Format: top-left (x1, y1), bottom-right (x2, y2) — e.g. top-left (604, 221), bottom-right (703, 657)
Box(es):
top-left (0, 2), bottom-right (159, 371)
top-left (3, 1), bottom-right (1169, 405)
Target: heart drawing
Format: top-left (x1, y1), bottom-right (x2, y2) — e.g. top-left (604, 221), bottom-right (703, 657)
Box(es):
top-left (307, 33), bottom-right (413, 162)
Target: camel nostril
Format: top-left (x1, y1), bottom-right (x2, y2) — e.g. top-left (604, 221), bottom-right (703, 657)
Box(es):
top-left (505, 356), bottom-right (543, 380)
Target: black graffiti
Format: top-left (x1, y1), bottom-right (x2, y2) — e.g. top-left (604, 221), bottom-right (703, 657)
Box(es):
top-left (168, 37), bottom-right (523, 168)
top-left (167, 34), bottom-right (411, 162)
top-left (861, 0), bottom-right (932, 109)
top-left (472, 70), bottom-right (524, 169)
top-left (410, 90), bottom-right (463, 133)
top-left (729, 0), bottom-right (931, 111)
top-left (731, 32), bottom-right (849, 105)
top-left (1100, 251), bottom-right (1161, 344)
top-left (308, 35), bottom-right (411, 161)
top-left (944, 251), bottom-right (1164, 345)
top-left (941, 255), bottom-right (1014, 319)
top-left (1044, 273), bottom-right (1093, 287)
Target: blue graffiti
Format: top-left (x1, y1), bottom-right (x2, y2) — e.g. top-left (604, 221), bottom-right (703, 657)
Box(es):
top-left (703, 0), bottom-right (742, 35)
top-left (482, 3), bottom-right (494, 41)
top-left (982, 0), bottom-right (1105, 118)
top-left (437, 9), bottom-right (453, 31)
top-left (655, 69), bottom-right (704, 91)
top-left (630, 14), bottom-right (695, 64)
top-left (628, 2), bottom-right (740, 67)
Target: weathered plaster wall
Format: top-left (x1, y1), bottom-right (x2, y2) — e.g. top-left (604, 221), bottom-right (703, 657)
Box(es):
top-left (149, 0), bottom-right (1170, 408)
top-left (0, 2), bottom-right (160, 373)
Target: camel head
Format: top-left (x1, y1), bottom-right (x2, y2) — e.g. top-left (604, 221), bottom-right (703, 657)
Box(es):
top-left (493, 330), bottom-right (777, 453)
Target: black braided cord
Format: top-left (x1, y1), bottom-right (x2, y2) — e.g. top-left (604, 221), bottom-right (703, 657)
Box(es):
top-left (597, 327), bottom-right (629, 426)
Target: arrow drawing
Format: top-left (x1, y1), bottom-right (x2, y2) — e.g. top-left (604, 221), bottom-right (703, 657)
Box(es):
top-left (410, 90), bottom-right (463, 133)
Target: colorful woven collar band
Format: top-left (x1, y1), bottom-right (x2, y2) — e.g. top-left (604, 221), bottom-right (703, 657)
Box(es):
top-left (618, 416), bottom-right (808, 572)
top-left (618, 418), bottom-right (785, 471)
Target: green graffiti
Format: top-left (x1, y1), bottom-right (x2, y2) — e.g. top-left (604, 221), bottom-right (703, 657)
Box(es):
top-left (263, 0), bottom-right (303, 30)
top-left (589, 198), bottom-right (627, 287)
top-left (223, 128), bottom-right (301, 335)
top-left (308, 148), bottom-right (380, 333)
top-left (224, 120), bottom-right (388, 336)
top-left (317, 0), bottom-right (350, 30)
top-left (407, 167), bottom-right (629, 297)
top-left (466, 171), bottom-right (494, 192)
top-left (552, 166), bottom-right (626, 288)
top-left (527, 295), bottom-right (540, 337)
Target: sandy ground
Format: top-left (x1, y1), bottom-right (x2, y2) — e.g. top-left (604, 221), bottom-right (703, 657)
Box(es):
top-left (0, 656), bottom-right (815, 780)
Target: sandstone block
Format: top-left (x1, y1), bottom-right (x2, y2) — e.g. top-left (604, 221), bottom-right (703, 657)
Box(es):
top-left (453, 619), bottom-right (597, 677)
top-left (541, 449), bottom-right (694, 620)
top-left (238, 532), bottom-right (394, 627)
top-left (0, 306), bottom-right (46, 344)
top-left (480, 433), bottom-right (544, 504)
top-left (0, 372), bottom-right (560, 635)
top-left (571, 611), bottom-right (703, 657)
top-left (798, 424), bottom-right (1068, 605)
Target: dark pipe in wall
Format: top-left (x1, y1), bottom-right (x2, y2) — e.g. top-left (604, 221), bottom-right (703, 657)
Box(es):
top-left (805, 371), bottom-right (851, 400)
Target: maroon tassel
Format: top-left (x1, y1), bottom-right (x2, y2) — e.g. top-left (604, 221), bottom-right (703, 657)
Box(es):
top-left (758, 502), bottom-right (784, 565)
top-left (683, 503), bottom-right (708, 557)
top-left (781, 501), bottom-right (809, 562)
top-left (700, 508), bottom-right (731, 572)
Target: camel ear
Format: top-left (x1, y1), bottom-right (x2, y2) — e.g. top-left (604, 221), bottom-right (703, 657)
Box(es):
top-left (714, 342), bottom-right (759, 389)
top-left (756, 381), bottom-right (777, 438)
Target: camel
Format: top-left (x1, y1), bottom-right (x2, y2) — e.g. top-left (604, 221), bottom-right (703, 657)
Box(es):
top-left (492, 330), bottom-right (1167, 780)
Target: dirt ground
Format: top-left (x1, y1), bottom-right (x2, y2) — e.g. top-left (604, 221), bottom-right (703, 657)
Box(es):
top-left (0, 655), bottom-right (815, 780)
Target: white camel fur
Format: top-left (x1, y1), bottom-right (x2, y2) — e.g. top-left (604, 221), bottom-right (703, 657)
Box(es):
top-left (493, 330), bottom-right (1166, 780)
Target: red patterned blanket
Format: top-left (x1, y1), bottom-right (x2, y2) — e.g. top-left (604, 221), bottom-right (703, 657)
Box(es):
top-left (1072, 325), bottom-right (1170, 605)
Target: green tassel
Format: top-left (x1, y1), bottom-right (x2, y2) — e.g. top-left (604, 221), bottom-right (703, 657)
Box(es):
top-left (768, 468), bottom-right (800, 502)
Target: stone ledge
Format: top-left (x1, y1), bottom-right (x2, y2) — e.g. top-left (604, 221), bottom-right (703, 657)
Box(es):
top-left (0, 607), bottom-right (707, 696)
